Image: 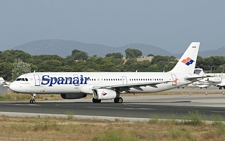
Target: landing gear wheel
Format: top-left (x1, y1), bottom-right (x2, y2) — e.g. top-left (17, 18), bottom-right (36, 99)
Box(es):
top-left (30, 99), bottom-right (35, 103)
top-left (118, 97), bottom-right (123, 103)
top-left (92, 98), bottom-right (101, 103)
top-left (114, 97), bottom-right (123, 103)
top-left (30, 94), bottom-right (36, 104)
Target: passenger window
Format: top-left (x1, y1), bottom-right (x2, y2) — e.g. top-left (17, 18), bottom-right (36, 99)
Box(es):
top-left (25, 78), bottom-right (28, 81)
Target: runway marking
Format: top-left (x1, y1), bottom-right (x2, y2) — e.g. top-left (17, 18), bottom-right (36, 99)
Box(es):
top-left (171, 100), bottom-right (191, 103)
top-left (87, 106), bottom-right (116, 109)
top-left (14, 104), bottom-right (41, 106)
top-left (87, 106), bottom-right (155, 110)
top-left (137, 108), bottom-right (155, 110)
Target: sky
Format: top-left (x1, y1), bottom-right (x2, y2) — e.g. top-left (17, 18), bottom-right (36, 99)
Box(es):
top-left (0, 0), bottom-right (225, 53)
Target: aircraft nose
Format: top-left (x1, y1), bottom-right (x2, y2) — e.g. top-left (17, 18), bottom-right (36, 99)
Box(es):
top-left (9, 82), bottom-right (18, 92)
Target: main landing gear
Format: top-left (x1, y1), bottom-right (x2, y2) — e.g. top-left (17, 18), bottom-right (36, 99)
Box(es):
top-left (92, 97), bottom-right (123, 103)
top-left (30, 94), bottom-right (36, 103)
top-left (219, 87), bottom-right (225, 90)
top-left (114, 97), bottom-right (123, 103)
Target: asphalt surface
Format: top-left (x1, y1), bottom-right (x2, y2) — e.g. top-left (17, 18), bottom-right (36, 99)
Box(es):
top-left (0, 87), bottom-right (225, 120)
top-left (0, 95), bottom-right (225, 120)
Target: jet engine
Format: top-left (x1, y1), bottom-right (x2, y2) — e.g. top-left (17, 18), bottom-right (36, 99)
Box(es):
top-left (61, 93), bottom-right (87, 99)
top-left (92, 89), bottom-right (118, 100)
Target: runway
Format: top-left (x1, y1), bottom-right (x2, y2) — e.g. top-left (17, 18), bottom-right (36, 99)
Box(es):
top-left (1, 91), bottom-right (225, 120)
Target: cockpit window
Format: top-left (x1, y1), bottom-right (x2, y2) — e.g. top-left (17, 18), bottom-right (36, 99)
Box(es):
top-left (16, 78), bottom-right (29, 81)
top-left (16, 78), bottom-right (22, 81)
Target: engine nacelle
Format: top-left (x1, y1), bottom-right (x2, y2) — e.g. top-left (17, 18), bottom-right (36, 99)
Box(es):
top-left (207, 77), bottom-right (222, 83)
top-left (61, 93), bottom-right (87, 99)
top-left (93, 89), bottom-right (118, 100)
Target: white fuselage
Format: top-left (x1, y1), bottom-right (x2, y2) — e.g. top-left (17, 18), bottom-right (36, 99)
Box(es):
top-left (9, 72), bottom-right (194, 94)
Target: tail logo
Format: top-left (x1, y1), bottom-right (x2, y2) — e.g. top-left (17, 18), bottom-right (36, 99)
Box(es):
top-left (181, 57), bottom-right (194, 66)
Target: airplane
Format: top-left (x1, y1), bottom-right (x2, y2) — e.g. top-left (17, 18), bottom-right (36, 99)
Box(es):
top-left (0, 77), bottom-right (11, 87)
top-left (9, 42), bottom-right (202, 104)
top-left (216, 80), bottom-right (225, 90)
top-left (202, 70), bottom-right (225, 90)
top-left (189, 68), bottom-right (222, 89)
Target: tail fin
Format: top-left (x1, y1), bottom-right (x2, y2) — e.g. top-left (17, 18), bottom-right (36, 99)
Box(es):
top-left (170, 42), bottom-right (200, 73)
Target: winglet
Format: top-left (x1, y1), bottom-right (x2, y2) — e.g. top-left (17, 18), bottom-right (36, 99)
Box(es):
top-left (170, 42), bottom-right (200, 73)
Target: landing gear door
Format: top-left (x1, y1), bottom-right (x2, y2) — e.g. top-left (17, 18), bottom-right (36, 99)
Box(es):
top-left (171, 74), bottom-right (178, 86)
top-left (33, 74), bottom-right (40, 86)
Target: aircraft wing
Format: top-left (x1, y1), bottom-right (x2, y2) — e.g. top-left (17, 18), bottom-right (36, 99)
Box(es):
top-left (185, 76), bottom-right (208, 81)
top-left (93, 81), bottom-right (172, 90)
top-left (197, 84), bottom-right (210, 88)
top-left (216, 83), bottom-right (225, 87)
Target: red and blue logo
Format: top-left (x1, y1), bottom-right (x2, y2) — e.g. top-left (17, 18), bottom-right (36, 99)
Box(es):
top-left (181, 57), bottom-right (194, 66)
top-left (101, 90), bottom-right (107, 96)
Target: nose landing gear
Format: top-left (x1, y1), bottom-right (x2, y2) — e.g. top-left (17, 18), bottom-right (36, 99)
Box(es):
top-left (30, 94), bottom-right (36, 103)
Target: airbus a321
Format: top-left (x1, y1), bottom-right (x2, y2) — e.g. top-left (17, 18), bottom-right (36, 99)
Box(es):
top-left (9, 42), bottom-right (202, 103)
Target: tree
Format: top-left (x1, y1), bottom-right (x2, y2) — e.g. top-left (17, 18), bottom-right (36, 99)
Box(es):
top-left (105, 52), bottom-right (123, 59)
top-left (125, 48), bottom-right (142, 58)
top-left (11, 58), bottom-right (31, 81)
top-left (147, 54), bottom-right (154, 57)
top-left (39, 60), bottom-right (62, 72)
top-left (31, 54), bottom-right (64, 65)
top-left (123, 58), bottom-right (139, 72)
top-left (71, 49), bottom-right (88, 60)
top-left (0, 50), bottom-right (32, 63)
top-left (0, 62), bottom-right (12, 80)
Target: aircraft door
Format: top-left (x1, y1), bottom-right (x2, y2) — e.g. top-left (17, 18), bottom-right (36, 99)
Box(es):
top-left (122, 76), bottom-right (127, 84)
top-left (171, 74), bottom-right (178, 86)
top-left (33, 74), bottom-right (41, 86)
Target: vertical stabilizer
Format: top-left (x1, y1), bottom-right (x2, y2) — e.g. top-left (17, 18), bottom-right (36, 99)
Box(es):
top-left (170, 42), bottom-right (200, 73)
